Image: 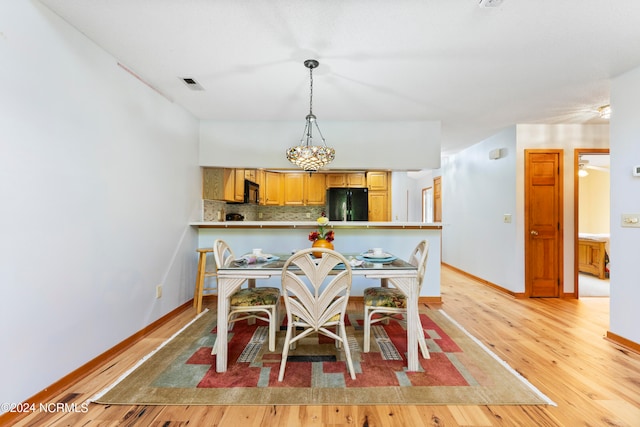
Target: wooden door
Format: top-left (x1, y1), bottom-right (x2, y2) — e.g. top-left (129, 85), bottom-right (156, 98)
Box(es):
top-left (433, 176), bottom-right (442, 222)
top-left (525, 150), bottom-right (563, 297)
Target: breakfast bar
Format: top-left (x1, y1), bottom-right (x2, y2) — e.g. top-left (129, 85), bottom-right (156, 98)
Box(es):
top-left (191, 221), bottom-right (442, 298)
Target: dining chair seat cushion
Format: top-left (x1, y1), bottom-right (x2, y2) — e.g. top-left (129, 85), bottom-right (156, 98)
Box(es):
top-left (293, 313), bottom-right (341, 323)
top-left (230, 287), bottom-right (280, 306)
top-left (364, 287), bottom-right (407, 308)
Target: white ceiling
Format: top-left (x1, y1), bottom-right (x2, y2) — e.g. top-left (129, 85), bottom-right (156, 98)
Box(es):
top-left (38, 0), bottom-right (640, 155)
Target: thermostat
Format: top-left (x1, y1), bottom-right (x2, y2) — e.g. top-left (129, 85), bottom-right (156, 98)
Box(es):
top-left (634, 165), bottom-right (640, 177)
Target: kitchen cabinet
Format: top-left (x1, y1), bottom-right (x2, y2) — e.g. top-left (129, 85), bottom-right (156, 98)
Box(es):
top-left (263, 171), bottom-right (282, 206)
top-left (347, 173), bottom-right (366, 187)
top-left (368, 191), bottom-right (390, 221)
top-left (366, 171), bottom-right (390, 221)
top-left (283, 173), bottom-right (326, 206)
top-left (223, 169), bottom-right (245, 202)
top-left (244, 169), bottom-right (257, 182)
top-left (283, 174), bottom-right (305, 206)
top-left (305, 173), bottom-right (326, 205)
top-left (325, 174), bottom-right (345, 187)
top-left (203, 168), bottom-right (389, 212)
top-left (325, 173), bottom-right (366, 188)
top-left (366, 171), bottom-right (388, 191)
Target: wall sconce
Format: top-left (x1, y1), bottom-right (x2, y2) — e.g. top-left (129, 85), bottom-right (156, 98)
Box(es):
top-left (489, 148), bottom-right (503, 160)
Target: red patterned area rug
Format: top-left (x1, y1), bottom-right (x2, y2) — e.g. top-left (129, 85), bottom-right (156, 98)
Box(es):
top-left (92, 308), bottom-right (554, 406)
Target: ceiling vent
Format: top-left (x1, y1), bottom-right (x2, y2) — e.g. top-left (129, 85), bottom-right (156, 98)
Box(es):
top-left (181, 77), bottom-right (204, 91)
top-left (479, 0), bottom-right (505, 7)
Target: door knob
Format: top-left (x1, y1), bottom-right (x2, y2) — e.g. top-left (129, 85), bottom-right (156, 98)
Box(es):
top-left (530, 230), bottom-right (539, 236)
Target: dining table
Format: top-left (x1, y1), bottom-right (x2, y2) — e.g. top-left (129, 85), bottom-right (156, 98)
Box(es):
top-left (214, 251), bottom-right (422, 373)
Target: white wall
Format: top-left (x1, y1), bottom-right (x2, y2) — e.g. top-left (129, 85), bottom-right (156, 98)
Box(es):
top-left (391, 171), bottom-right (410, 221)
top-left (200, 120), bottom-right (442, 170)
top-left (441, 128), bottom-right (521, 291)
top-left (0, 2), bottom-right (200, 408)
top-left (609, 65), bottom-right (640, 344)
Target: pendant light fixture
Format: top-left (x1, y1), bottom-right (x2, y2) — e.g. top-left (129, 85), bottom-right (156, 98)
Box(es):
top-left (286, 59), bottom-right (335, 172)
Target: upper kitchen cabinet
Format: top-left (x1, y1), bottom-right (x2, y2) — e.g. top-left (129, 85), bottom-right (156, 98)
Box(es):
top-left (283, 173), bottom-right (326, 206)
top-left (366, 171), bottom-right (388, 191)
top-left (263, 171), bottom-right (283, 206)
top-left (224, 169), bottom-right (246, 202)
top-left (305, 173), bottom-right (326, 205)
top-left (283, 173), bottom-right (305, 206)
top-left (325, 173), bottom-right (366, 188)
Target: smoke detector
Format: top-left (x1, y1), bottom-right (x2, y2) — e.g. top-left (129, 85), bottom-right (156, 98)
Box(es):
top-left (479, 0), bottom-right (505, 7)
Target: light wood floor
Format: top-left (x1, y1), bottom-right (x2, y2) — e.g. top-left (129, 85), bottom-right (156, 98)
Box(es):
top-left (5, 266), bottom-right (640, 427)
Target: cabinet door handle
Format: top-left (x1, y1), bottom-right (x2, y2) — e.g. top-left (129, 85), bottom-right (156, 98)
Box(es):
top-left (530, 230), bottom-right (539, 236)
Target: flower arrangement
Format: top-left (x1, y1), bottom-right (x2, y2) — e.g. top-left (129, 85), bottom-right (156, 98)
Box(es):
top-left (308, 213), bottom-right (335, 242)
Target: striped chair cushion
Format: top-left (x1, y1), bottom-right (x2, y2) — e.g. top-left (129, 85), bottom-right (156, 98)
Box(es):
top-left (363, 287), bottom-right (406, 308)
top-left (230, 287), bottom-right (280, 306)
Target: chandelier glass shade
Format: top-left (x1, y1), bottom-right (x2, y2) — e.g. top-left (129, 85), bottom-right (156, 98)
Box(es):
top-left (286, 59), bottom-right (335, 171)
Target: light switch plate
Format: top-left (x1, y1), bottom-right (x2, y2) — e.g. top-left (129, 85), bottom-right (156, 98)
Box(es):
top-left (621, 213), bottom-right (640, 228)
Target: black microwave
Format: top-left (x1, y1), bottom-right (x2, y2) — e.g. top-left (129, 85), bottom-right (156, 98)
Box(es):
top-left (244, 179), bottom-right (260, 204)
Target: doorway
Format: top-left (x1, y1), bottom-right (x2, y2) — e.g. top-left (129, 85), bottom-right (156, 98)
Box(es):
top-left (433, 177), bottom-right (442, 223)
top-left (574, 148), bottom-right (610, 298)
top-left (422, 187), bottom-right (433, 223)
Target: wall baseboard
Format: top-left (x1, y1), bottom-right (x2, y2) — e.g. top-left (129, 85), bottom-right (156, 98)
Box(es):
top-left (442, 263), bottom-right (526, 298)
top-left (0, 300), bottom-right (194, 427)
top-left (348, 295), bottom-right (442, 304)
top-left (605, 331), bottom-right (640, 355)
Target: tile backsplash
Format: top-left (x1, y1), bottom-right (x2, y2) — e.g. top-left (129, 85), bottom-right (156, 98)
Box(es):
top-left (203, 200), bottom-right (325, 222)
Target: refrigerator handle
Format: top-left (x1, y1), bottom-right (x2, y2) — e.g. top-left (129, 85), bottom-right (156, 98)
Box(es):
top-left (347, 190), bottom-right (352, 221)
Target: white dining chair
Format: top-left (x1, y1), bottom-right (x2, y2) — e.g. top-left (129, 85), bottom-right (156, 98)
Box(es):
top-left (278, 247), bottom-right (356, 382)
top-left (363, 240), bottom-right (430, 359)
top-left (211, 239), bottom-right (280, 353)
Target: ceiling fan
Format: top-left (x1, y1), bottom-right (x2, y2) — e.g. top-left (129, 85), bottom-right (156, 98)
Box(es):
top-left (578, 155), bottom-right (610, 177)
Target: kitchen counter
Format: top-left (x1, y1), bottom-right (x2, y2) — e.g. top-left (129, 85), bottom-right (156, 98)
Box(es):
top-left (190, 221), bottom-right (442, 229)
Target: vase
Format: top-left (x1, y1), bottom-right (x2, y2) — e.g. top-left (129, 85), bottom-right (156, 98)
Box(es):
top-left (312, 239), bottom-right (334, 258)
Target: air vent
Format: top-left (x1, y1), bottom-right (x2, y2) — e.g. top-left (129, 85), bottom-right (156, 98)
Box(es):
top-left (181, 77), bottom-right (204, 91)
top-left (479, 0), bottom-right (504, 7)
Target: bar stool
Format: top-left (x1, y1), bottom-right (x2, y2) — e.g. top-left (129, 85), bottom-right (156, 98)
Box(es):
top-left (194, 248), bottom-right (217, 314)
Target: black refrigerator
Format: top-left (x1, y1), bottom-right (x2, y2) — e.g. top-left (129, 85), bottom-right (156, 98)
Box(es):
top-left (326, 188), bottom-right (369, 221)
